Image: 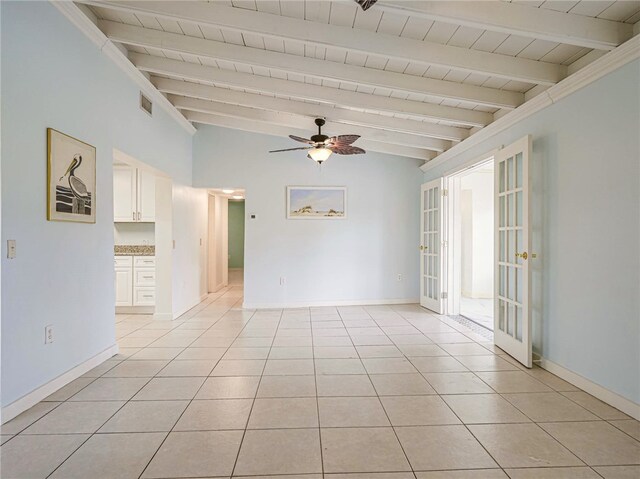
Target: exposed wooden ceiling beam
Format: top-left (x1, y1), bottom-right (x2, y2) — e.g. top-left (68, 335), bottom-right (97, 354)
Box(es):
top-left (378, 1), bottom-right (633, 51)
top-left (185, 111), bottom-right (436, 161)
top-left (83, 1), bottom-right (566, 84)
top-left (131, 53), bottom-right (493, 128)
top-left (99, 19), bottom-right (523, 110)
top-left (171, 95), bottom-right (451, 152)
top-left (153, 77), bottom-right (469, 142)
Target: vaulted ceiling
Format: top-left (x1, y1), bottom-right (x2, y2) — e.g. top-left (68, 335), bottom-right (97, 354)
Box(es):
top-left (76, 0), bottom-right (640, 161)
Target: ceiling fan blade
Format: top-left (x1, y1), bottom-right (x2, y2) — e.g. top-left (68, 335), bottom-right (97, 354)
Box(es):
top-left (329, 145), bottom-right (366, 155)
top-left (268, 147), bottom-right (312, 153)
top-left (289, 135), bottom-right (314, 145)
top-left (327, 135), bottom-right (360, 146)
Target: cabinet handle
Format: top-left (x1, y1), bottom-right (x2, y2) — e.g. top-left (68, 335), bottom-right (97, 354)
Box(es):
top-left (138, 212), bottom-right (141, 221)
top-left (143, 275), bottom-right (153, 279)
top-left (132, 211), bottom-right (135, 221)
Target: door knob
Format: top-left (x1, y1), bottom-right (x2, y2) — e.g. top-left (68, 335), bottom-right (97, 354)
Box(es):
top-left (515, 252), bottom-right (528, 260)
top-left (419, 245), bottom-right (423, 251)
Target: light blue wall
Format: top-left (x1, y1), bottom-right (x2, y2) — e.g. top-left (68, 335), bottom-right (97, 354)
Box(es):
top-left (1, 2), bottom-right (193, 407)
top-left (425, 60), bottom-right (640, 404)
top-left (193, 125), bottom-right (423, 307)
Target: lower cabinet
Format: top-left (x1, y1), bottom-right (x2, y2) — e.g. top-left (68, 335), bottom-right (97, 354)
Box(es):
top-left (115, 255), bottom-right (155, 307)
top-left (115, 256), bottom-right (133, 306)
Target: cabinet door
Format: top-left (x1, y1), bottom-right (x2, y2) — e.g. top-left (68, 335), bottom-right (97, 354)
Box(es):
top-left (113, 165), bottom-right (137, 222)
top-left (115, 267), bottom-right (133, 306)
top-left (137, 169), bottom-right (156, 222)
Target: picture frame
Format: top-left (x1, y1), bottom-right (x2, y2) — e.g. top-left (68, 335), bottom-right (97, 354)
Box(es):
top-left (47, 128), bottom-right (96, 223)
top-left (286, 186), bottom-right (347, 220)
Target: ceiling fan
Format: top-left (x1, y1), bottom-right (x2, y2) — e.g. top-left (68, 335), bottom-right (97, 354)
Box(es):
top-left (354, 0), bottom-right (378, 11)
top-left (268, 118), bottom-right (366, 164)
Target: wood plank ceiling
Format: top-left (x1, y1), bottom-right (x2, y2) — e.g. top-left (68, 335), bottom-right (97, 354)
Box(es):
top-left (77, 0), bottom-right (640, 161)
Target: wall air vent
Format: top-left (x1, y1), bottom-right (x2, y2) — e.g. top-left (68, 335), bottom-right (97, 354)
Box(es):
top-left (140, 92), bottom-right (153, 116)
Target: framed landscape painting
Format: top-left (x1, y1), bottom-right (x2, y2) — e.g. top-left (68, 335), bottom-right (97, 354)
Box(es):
top-left (287, 186), bottom-right (347, 220)
top-left (47, 128), bottom-right (96, 223)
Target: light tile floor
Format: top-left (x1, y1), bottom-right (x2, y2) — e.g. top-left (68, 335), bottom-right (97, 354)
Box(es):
top-left (1, 283), bottom-right (639, 478)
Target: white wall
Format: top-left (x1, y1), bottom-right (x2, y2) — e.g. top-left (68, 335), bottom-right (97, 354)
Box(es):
top-left (0, 2), bottom-right (194, 411)
top-left (193, 125), bottom-right (423, 308)
top-left (172, 185), bottom-right (208, 317)
top-left (113, 223), bottom-right (155, 245)
top-left (425, 60), bottom-right (640, 405)
top-left (460, 170), bottom-right (494, 298)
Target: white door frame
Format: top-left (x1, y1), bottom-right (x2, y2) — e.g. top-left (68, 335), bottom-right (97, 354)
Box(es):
top-left (207, 193), bottom-right (229, 293)
top-left (444, 157), bottom-right (495, 317)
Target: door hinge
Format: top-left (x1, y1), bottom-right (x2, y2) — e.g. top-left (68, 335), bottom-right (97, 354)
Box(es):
top-left (441, 292), bottom-right (448, 299)
top-left (441, 189), bottom-right (448, 197)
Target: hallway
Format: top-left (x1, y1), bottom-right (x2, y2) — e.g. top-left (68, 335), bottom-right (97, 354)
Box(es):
top-left (1, 285), bottom-right (639, 478)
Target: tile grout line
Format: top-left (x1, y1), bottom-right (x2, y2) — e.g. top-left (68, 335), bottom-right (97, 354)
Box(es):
top-left (229, 305), bottom-right (284, 478)
top-left (348, 305), bottom-right (418, 478)
top-left (309, 306), bottom-right (325, 478)
top-left (136, 293), bottom-right (244, 479)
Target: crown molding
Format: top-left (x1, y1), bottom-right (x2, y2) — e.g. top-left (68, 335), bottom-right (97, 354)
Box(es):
top-left (422, 34), bottom-right (640, 173)
top-left (51, 1), bottom-right (196, 135)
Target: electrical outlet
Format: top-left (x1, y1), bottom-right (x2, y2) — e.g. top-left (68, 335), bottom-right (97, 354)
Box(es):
top-left (7, 240), bottom-right (16, 259)
top-left (397, 273), bottom-right (403, 281)
top-left (45, 325), bottom-right (54, 344)
top-left (280, 277), bottom-right (286, 286)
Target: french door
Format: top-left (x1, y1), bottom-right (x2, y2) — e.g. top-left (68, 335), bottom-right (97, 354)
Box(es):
top-left (420, 179), bottom-right (444, 313)
top-left (494, 135), bottom-right (532, 367)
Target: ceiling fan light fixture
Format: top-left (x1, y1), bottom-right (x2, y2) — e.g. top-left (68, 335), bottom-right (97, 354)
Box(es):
top-left (309, 147), bottom-right (332, 164)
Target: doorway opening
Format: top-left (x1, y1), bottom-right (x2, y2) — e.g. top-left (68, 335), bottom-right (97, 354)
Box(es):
top-left (446, 159), bottom-right (494, 331)
top-left (207, 188), bottom-right (245, 297)
top-left (112, 149), bottom-right (173, 322)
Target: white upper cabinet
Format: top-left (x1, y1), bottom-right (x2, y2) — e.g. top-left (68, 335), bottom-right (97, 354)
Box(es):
top-left (113, 165), bottom-right (137, 222)
top-left (137, 168), bottom-right (156, 222)
top-left (113, 164), bottom-right (155, 222)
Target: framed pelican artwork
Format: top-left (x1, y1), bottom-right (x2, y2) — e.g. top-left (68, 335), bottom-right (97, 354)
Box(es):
top-left (47, 128), bottom-right (96, 223)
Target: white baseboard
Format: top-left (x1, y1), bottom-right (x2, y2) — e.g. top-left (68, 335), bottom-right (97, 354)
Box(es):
top-left (173, 295), bottom-right (212, 320)
top-left (1, 343), bottom-right (119, 424)
top-left (243, 298), bottom-right (419, 309)
top-left (209, 282), bottom-right (226, 294)
top-left (116, 306), bottom-right (154, 314)
top-left (200, 293), bottom-right (209, 302)
top-left (538, 357), bottom-right (640, 421)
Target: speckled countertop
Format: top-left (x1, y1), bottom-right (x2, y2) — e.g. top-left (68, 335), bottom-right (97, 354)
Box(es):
top-left (114, 245), bottom-right (155, 256)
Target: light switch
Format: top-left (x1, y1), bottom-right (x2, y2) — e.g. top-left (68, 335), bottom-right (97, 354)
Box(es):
top-left (7, 240), bottom-right (16, 259)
